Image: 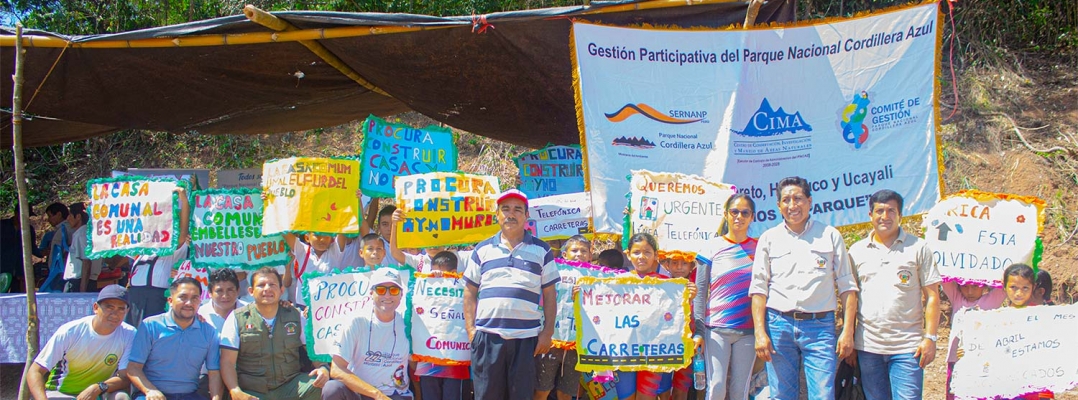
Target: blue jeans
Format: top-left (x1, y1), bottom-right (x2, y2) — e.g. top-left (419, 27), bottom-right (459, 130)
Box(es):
top-left (857, 351), bottom-right (923, 400)
top-left (764, 309), bottom-right (837, 400)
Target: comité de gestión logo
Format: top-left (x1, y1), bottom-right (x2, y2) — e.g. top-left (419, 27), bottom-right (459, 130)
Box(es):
top-left (732, 99), bottom-right (812, 136)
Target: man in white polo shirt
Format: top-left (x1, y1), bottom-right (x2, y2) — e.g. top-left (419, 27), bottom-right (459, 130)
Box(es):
top-left (463, 189), bottom-right (559, 400)
top-left (749, 176), bottom-right (859, 400)
top-left (849, 189), bottom-right (941, 400)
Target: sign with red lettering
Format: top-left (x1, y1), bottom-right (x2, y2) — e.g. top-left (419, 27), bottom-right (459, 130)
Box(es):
top-left (924, 190), bottom-right (1045, 287)
top-left (191, 188), bottom-right (289, 269)
top-left (87, 176), bottom-right (182, 258)
top-left (408, 273), bottom-right (470, 365)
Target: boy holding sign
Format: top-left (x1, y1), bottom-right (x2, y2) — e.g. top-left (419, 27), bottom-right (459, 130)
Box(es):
top-left (535, 235), bottom-right (592, 400)
top-left (415, 252), bottom-right (472, 400)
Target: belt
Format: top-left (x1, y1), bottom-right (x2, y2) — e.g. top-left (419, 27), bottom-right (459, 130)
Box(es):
top-left (779, 310), bottom-right (832, 320)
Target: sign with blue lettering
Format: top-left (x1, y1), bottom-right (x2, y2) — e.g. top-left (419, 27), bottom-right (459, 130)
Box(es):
top-left (408, 273), bottom-right (470, 365)
top-left (952, 304), bottom-right (1078, 398)
top-left (515, 145), bottom-right (585, 198)
top-left (924, 190), bottom-right (1044, 288)
top-left (551, 260), bottom-right (627, 349)
top-left (360, 115), bottom-right (458, 198)
top-left (627, 170), bottom-right (735, 255)
top-left (575, 275), bottom-right (693, 373)
top-left (527, 192), bottom-right (593, 241)
top-left (573, 3), bottom-right (943, 237)
top-left (302, 267), bottom-right (413, 362)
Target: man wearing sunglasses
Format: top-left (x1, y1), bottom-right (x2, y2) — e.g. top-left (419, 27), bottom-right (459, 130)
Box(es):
top-left (323, 268), bottom-right (413, 400)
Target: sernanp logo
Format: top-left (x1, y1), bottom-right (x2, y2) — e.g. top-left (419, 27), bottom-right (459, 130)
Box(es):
top-left (605, 103), bottom-right (706, 124)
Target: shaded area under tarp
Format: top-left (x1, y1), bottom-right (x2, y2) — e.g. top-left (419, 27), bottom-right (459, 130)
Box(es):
top-left (0, 0), bottom-right (795, 149)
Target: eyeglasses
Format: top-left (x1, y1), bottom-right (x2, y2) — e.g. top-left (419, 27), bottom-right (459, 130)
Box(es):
top-left (373, 285), bottom-right (402, 296)
top-left (728, 209), bottom-right (753, 218)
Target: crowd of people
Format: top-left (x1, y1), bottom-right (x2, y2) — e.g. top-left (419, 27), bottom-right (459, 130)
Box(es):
top-left (13, 175), bottom-right (1061, 400)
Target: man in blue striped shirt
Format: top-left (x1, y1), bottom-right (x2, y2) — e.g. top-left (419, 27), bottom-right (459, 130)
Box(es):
top-left (464, 189), bottom-right (560, 400)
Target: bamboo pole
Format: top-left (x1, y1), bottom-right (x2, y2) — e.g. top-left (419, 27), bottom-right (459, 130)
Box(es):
top-left (12, 23), bottom-right (41, 400)
top-left (743, 0), bottom-right (766, 27)
top-left (242, 5), bottom-right (390, 97)
top-left (0, 0), bottom-right (741, 49)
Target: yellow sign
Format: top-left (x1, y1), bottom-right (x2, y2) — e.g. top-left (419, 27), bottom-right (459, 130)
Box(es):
top-left (395, 172), bottom-right (500, 248)
top-left (262, 157), bottom-right (361, 235)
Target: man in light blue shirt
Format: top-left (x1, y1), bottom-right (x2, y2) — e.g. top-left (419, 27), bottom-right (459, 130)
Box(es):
top-left (127, 277), bottom-right (222, 400)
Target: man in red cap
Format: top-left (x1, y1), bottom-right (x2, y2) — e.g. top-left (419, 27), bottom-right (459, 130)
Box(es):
top-left (463, 189), bottom-right (559, 400)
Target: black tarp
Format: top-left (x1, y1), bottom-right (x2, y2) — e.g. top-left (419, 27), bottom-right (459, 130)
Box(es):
top-left (0, 0), bottom-right (795, 148)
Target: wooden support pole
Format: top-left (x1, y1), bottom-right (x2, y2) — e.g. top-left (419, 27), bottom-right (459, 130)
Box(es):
top-left (744, 0), bottom-right (766, 28)
top-left (243, 5), bottom-right (392, 97)
top-left (12, 23), bottom-right (41, 400)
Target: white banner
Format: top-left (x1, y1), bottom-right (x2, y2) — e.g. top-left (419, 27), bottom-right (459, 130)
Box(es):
top-left (951, 305), bottom-right (1078, 399)
top-left (627, 171), bottom-right (735, 254)
top-left (923, 191), bottom-right (1044, 287)
top-left (527, 192), bottom-right (593, 241)
top-left (551, 260), bottom-right (626, 349)
top-left (409, 274), bottom-right (470, 365)
top-left (573, 4), bottom-right (941, 236)
top-left (302, 268), bottom-right (412, 362)
top-left (575, 276), bottom-right (692, 373)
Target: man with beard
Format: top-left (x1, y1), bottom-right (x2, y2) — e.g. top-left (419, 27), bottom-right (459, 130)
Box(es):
top-left (126, 277), bottom-right (223, 400)
top-left (219, 267), bottom-right (329, 400)
top-left (322, 268), bottom-right (413, 400)
top-left (463, 189), bottom-right (559, 400)
top-left (25, 284), bottom-right (135, 400)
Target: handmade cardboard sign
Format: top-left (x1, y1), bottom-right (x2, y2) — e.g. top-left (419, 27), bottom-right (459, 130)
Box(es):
top-left (951, 304), bottom-right (1078, 399)
top-left (302, 267), bottom-right (413, 362)
top-left (191, 188), bottom-right (289, 269)
top-left (515, 145), bottom-right (585, 198)
top-left (923, 190), bottom-right (1044, 287)
top-left (626, 170), bottom-right (735, 255)
top-left (409, 273), bottom-right (470, 365)
top-left (551, 260), bottom-right (626, 349)
top-left (360, 115), bottom-right (458, 198)
top-left (262, 157), bottom-right (361, 235)
top-left (395, 172), bottom-right (500, 248)
top-left (527, 192), bottom-right (593, 241)
top-left (575, 275), bottom-right (692, 373)
top-left (87, 176), bottom-right (181, 258)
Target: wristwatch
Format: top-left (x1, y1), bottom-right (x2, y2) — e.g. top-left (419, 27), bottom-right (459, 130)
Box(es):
top-left (97, 382), bottom-right (108, 393)
top-left (924, 334), bottom-right (939, 342)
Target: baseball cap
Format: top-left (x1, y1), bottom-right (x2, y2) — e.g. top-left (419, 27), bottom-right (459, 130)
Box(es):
top-left (370, 268), bottom-right (402, 288)
top-left (497, 189), bottom-right (529, 208)
top-left (97, 284), bottom-right (129, 304)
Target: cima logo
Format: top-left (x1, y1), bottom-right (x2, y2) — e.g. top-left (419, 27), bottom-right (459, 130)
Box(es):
top-left (605, 103), bottom-right (707, 124)
top-left (840, 91), bottom-right (870, 149)
top-left (732, 99), bottom-right (812, 137)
